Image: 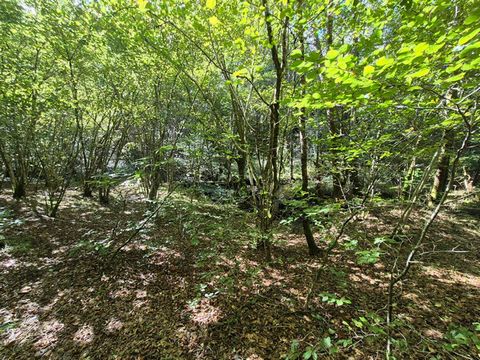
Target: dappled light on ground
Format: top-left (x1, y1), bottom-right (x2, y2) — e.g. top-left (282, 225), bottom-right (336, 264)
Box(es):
top-left (0, 188), bottom-right (479, 358)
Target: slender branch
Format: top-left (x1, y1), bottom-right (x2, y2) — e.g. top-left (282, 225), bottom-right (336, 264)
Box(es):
top-left (111, 185), bottom-right (177, 258)
top-left (386, 121), bottom-right (472, 357)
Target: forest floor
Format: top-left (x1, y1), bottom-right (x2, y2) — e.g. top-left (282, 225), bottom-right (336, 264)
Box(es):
top-left (0, 183), bottom-right (479, 359)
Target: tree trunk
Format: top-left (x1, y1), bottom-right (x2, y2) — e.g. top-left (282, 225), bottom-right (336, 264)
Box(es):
top-left (429, 144), bottom-right (450, 206)
top-left (325, 11), bottom-right (342, 200)
top-left (349, 163), bottom-right (362, 197)
top-left (297, 4), bottom-right (320, 255)
top-left (236, 155), bottom-right (246, 188)
top-left (290, 132), bottom-right (294, 181)
top-left (462, 166), bottom-right (473, 192)
top-left (13, 177), bottom-right (26, 199)
top-left (83, 181), bottom-right (93, 197)
top-left (257, 0), bottom-right (289, 259)
top-left (99, 187), bottom-right (110, 205)
top-left (148, 174), bottom-right (161, 201)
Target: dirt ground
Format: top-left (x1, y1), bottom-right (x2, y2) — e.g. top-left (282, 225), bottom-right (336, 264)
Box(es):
top-left (1, 185), bottom-right (479, 359)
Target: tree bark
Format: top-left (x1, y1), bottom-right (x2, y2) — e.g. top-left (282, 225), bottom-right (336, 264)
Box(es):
top-left (297, 2), bottom-right (320, 255)
top-left (256, 0), bottom-right (289, 259)
top-left (428, 143), bottom-right (450, 206)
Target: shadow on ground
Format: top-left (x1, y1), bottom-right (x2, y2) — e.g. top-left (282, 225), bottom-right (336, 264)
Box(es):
top-left (0, 187), bottom-right (479, 359)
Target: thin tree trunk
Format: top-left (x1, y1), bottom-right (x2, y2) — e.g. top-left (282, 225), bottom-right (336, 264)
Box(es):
top-left (290, 132), bottom-right (294, 181)
top-left (297, 2), bottom-right (320, 255)
top-left (428, 143), bottom-right (450, 206)
top-left (386, 122), bottom-right (471, 357)
top-left (257, 0), bottom-right (289, 259)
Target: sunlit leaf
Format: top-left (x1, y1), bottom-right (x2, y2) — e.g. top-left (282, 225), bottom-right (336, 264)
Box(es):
top-left (458, 28), bottom-right (480, 45)
top-left (326, 49), bottom-right (340, 60)
top-left (363, 65), bottom-right (375, 77)
top-left (208, 16), bottom-right (220, 26)
top-left (206, 0), bottom-right (216, 9)
top-left (137, 0), bottom-right (147, 11)
top-left (376, 57), bottom-right (394, 67)
top-left (443, 73), bottom-right (465, 82)
top-left (408, 68), bottom-right (430, 79)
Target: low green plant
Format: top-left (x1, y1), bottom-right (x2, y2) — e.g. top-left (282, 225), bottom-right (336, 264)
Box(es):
top-left (319, 292), bottom-right (352, 307)
top-left (443, 323), bottom-right (480, 352)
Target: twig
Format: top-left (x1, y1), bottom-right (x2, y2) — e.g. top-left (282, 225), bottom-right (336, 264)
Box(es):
top-left (386, 120), bottom-right (472, 358)
top-left (304, 176), bottom-right (378, 308)
top-left (110, 185), bottom-right (177, 258)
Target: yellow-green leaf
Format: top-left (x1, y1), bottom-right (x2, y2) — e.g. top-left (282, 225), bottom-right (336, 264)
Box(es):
top-left (445, 63), bottom-right (463, 74)
top-left (409, 68), bottom-right (430, 79)
top-left (232, 68), bottom-right (248, 77)
top-left (363, 65), bottom-right (375, 77)
top-left (206, 0), bottom-right (216, 9)
top-left (376, 57), bottom-right (394, 67)
top-left (464, 41), bottom-right (480, 51)
top-left (326, 49), bottom-right (340, 60)
top-left (444, 73), bottom-right (465, 83)
top-left (137, 0), bottom-right (147, 11)
top-left (426, 43), bottom-right (445, 54)
top-left (413, 42), bottom-right (429, 56)
top-left (458, 28), bottom-right (480, 45)
top-left (209, 16), bottom-right (220, 26)
top-left (290, 49), bottom-right (303, 59)
top-left (464, 14), bottom-right (479, 25)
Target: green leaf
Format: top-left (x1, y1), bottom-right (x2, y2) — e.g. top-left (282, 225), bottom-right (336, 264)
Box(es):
top-left (303, 348), bottom-right (313, 359)
top-left (326, 49), bottom-right (340, 60)
top-left (208, 16), bottom-right (220, 26)
top-left (206, 0), bottom-right (216, 9)
top-left (376, 57), bottom-right (394, 67)
top-left (413, 42), bottom-right (429, 56)
top-left (444, 73), bottom-right (465, 82)
top-left (363, 65), bottom-right (375, 77)
top-left (290, 49), bottom-right (303, 59)
top-left (353, 319), bottom-right (363, 328)
top-left (356, 250), bottom-right (381, 264)
top-left (322, 336), bottom-right (332, 348)
top-left (408, 68), bottom-right (430, 79)
top-left (458, 28), bottom-right (480, 45)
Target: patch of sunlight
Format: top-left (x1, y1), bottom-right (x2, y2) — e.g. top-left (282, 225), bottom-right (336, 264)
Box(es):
top-left (422, 265), bottom-right (480, 288)
top-left (41, 291), bottom-right (67, 312)
top-left (1, 304), bottom-right (63, 351)
top-left (105, 318), bottom-right (123, 333)
top-left (133, 298), bottom-right (149, 309)
top-left (148, 248), bottom-right (183, 265)
top-left (3, 314), bottom-right (40, 345)
top-left (349, 272), bottom-right (383, 286)
top-left (135, 290), bottom-right (147, 299)
top-left (187, 299), bottom-right (222, 325)
top-left (403, 292), bottom-right (430, 311)
top-left (110, 288), bottom-right (131, 299)
top-left (423, 328), bottom-right (443, 339)
top-left (33, 320), bottom-right (64, 350)
top-left (73, 324), bottom-right (94, 345)
top-left (0, 257), bottom-right (17, 270)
